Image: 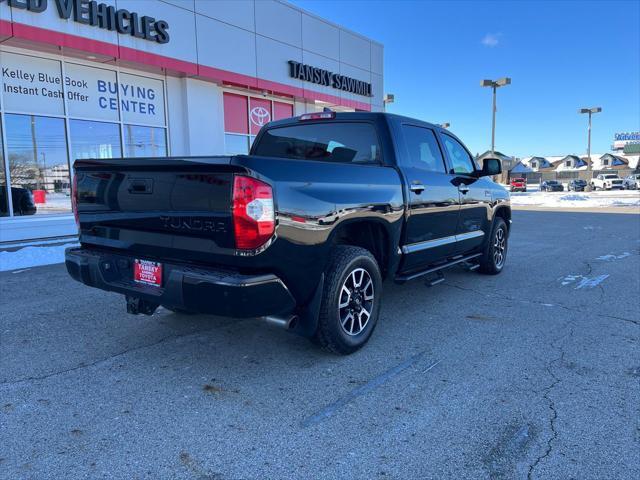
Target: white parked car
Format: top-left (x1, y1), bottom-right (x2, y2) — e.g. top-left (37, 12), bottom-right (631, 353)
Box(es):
top-left (622, 174), bottom-right (640, 190)
top-left (591, 174), bottom-right (624, 191)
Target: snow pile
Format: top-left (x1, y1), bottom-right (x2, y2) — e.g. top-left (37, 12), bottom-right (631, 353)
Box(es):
top-left (0, 243), bottom-right (78, 272)
top-left (510, 190), bottom-right (640, 208)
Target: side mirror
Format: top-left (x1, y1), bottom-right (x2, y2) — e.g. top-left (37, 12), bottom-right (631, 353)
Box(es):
top-left (479, 157), bottom-right (502, 177)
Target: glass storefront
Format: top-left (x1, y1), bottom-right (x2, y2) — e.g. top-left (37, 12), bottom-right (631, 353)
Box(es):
top-left (223, 92), bottom-right (294, 155)
top-left (70, 119), bottom-right (122, 161)
top-left (0, 121), bottom-right (7, 217)
top-left (5, 114), bottom-right (70, 214)
top-left (124, 125), bottom-right (167, 157)
top-left (0, 48), bottom-right (168, 218)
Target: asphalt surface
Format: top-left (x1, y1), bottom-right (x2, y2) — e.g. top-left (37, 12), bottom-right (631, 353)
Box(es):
top-left (1, 210), bottom-right (639, 479)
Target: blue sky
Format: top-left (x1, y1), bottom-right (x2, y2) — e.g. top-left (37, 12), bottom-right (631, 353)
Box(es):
top-left (291, 0), bottom-right (640, 158)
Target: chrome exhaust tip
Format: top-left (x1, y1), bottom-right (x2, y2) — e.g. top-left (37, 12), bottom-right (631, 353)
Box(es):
top-left (263, 315), bottom-right (299, 330)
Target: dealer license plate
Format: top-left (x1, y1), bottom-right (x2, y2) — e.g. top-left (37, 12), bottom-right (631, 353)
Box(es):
top-left (133, 259), bottom-right (162, 287)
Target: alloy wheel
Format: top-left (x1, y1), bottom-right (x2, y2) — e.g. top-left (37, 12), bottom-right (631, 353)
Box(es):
top-left (493, 227), bottom-right (507, 268)
top-left (338, 268), bottom-right (374, 336)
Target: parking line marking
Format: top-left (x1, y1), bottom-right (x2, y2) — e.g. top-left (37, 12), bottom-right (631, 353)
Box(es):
top-left (575, 274), bottom-right (609, 289)
top-left (301, 352), bottom-right (439, 428)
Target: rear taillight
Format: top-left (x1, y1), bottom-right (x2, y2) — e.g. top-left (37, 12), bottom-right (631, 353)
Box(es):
top-left (232, 175), bottom-right (275, 250)
top-left (71, 173), bottom-right (79, 228)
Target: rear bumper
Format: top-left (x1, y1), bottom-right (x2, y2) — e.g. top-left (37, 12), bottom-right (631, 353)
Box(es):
top-left (65, 247), bottom-right (296, 318)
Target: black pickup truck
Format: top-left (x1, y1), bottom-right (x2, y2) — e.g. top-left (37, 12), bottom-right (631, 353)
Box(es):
top-left (66, 112), bottom-right (510, 354)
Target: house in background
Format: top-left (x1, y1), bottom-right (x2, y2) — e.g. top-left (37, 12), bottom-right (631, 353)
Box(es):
top-left (592, 154), bottom-right (629, 170)
top-left (509, 161), bottom-right (533, 176)
top-left (555, 155), bottom-right (590, 172)
top-left (521, 156), bottom-right (554, 171)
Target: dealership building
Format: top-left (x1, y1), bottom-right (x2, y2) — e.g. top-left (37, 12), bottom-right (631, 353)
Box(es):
top-left (0, 0), bottom-right (384, 242)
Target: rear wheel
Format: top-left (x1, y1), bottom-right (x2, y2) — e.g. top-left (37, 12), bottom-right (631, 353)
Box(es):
top-left (313, 246), bottom-right (382, 355)
top-left (478, 217), bottom-right (508, 275)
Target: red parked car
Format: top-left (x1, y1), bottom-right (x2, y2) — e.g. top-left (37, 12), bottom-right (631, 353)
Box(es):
top-left (509, 178), bottom-right (527, 192)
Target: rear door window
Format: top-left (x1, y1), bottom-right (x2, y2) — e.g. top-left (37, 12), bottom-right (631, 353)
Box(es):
top-left (253, 122), bottom-right (381, 164)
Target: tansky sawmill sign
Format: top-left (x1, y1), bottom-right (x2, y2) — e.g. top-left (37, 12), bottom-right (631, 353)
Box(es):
top-left (288, 60), bottom-right (373, 97)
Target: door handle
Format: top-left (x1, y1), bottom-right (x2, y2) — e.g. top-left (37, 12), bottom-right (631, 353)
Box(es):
top-left (458, 185), bottom-right (470, 194)
top-left (410, 182), bottom-right (425, 194)
top-left (128, 178), bottom-right (153, 194)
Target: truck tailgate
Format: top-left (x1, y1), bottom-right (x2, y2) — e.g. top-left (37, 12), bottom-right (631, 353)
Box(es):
top-left (74, 157), bottom-right (245, 262)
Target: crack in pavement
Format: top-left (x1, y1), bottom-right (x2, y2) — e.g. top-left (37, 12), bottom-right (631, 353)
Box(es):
top-left (442, 283), bottom-right (639, 327)
top-left (0, 321), bottom-right (247, 388)
top-left (527, 324), bottom-right (574, 480)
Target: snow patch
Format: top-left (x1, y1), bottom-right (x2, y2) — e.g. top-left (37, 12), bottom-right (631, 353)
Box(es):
top-left (0, 243), bottom-right (78, 272)
top-left (511, 190), bottom-right (640, 209)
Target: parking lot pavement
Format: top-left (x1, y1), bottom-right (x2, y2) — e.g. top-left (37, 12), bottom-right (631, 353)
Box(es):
top-left (1, 211), bottom-right (638, 480)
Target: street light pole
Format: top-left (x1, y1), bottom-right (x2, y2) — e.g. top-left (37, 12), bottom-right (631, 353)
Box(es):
top-left (579, 107), bottom-right (602, 172)
top-left (481, 78), bottom-right (511, 154)
top-left (383, 93), bottom-right (394, 112)
top-left (491, 85), bottom-right (497, 153)
top-left (587, 111), bottom-right (592, 166)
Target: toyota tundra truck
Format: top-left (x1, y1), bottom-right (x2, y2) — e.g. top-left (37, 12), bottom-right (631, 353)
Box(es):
top-left (66, 112), bottom-right (511, 354)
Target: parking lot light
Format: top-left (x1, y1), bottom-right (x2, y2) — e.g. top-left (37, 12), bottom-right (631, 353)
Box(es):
top-left (578, 107), bottom-right (602, 172)
top-left (481, 77), bottom-right (512, 153)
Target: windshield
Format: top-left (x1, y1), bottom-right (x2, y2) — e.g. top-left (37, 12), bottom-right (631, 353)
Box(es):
top-left (547, 181), bottom-right (558, 184)
top-left (253, 122), bottom-right (381, 164)
top-left (604, 174), bottom-right (619, 179)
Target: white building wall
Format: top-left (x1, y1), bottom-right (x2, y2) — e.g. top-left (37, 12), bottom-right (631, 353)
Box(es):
top-left (181, 79), bottom-right (225, 156)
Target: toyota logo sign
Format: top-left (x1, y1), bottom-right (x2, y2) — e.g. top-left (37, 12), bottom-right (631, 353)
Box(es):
top-left (250, 106), bottom-right (271, 127)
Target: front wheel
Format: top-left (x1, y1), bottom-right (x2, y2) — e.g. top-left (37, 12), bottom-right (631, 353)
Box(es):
top-left (313, 246), bottom-right (382, 355)
top-left (478, 217), bottom-right (508, 275)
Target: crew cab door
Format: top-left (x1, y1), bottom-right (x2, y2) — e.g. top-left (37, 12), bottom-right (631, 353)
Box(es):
top-left (397, 124), bottom-right (460, 272)
top-left (439, 132), bottom-right (492, 253)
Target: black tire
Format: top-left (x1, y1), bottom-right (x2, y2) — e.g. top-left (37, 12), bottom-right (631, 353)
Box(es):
top-left (478, 217), bottom-right (508, 275)
top-left (312, 245), bottom-right (382, 355)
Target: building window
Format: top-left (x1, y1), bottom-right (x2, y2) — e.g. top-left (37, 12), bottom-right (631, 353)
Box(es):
top-left (224, 134), bottom-right (250, 155)
top-left (4, 114), bottom-right (70, 215)
top-left (70, 120), bottom-right (122, 160)
top-left (0, 121), bottom-right (8, 217)
top-left (124, 125), bottom-right (167, 157)
top-left (223, 92), bottom-right (294, 155)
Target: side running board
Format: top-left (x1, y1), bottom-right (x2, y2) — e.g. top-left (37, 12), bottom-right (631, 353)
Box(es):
top-left (394, 253), bottom-right (482, 284)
